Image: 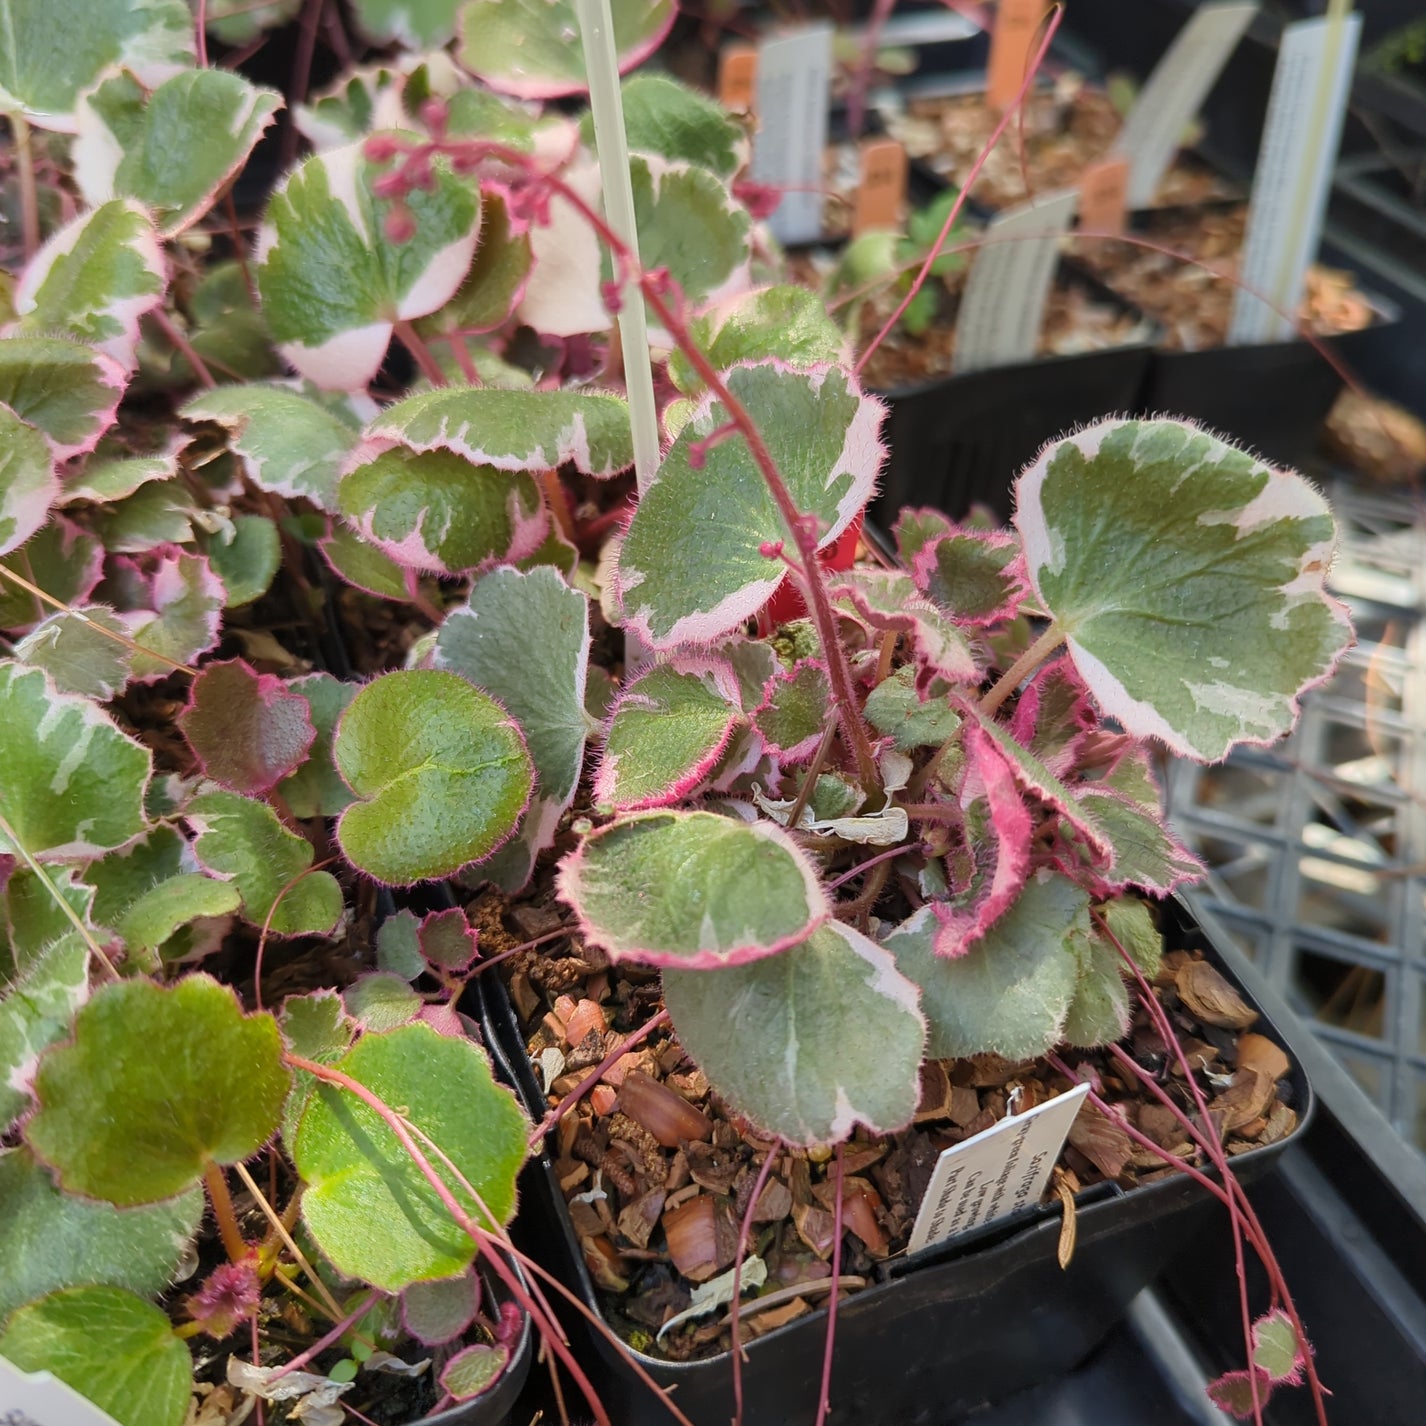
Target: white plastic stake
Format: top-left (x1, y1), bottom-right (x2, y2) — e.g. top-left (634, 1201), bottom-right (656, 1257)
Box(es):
top-left (575, 0), bottom-right (661, 494)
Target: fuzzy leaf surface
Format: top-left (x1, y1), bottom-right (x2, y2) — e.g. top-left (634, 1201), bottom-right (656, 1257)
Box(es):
top-left (367, 388), bottom-right (634, 477)
top-left (663, 920), bottom-right (925, 1146)
top-left (12, 199), bottom-right (166, 369)
top-left (600, 73), bottom-right (745, 179)
top-left (1096, 896), bottom-right (1162, 980)
top-left (16, 607), bottom-right (134, 699)
top-left (864, 666), bottom-right (960, 751)
top-left (320, 521), bottom-right (415, 600)
top-left (402, 1270), bottom-right (480, 1347)
top-left (1017, 419), bottom-right (1353, 761)
top-left (558, 810), bottom-right (828, 968)
top-left (441, 1343), bottom-right (508, 1400)
top-left (277, 673), bottom-right (358, 818)
top-left (0, 1286), bottom-right (191, 1426)
top-left (752, 659), bottom-right (832, 764)
top-left (115, 874), bottom-right (242, 955)
top-left (0, 1148), bottom-right (202, 1319)
top-left (334, 669), bottom-right (533, 885)
top-left (179, 658), bottom-right (316, 797)
top-left (434, 567), bottom-right (588, 891)
top-left (279, 989), bottom-right (354, 1145)
top-left (350, 0), bottom-right (462, 46)
top-left (457, 0), bottom-right (675, 99)
top-left (618, 363), bottom-right (883, 646)
top-left (913, 527), bottom-right (1024, 626)
top-left (338, 444), bottom-right (546, 576)
top-left (294, 1022), bottom-right (528, 1290)
top-left (0, 336), bottom-right (125, 461)
top-left (208, 513), bottom-right (280, 608)
top-left (0, 935), bottom-right (89, 1128)
top-left (24, 975), bottom-right (289, 1204)
top-left (257, 141), bottom-right (478, 389)
top-left (0, 661), bottom-right (149, 861)
top-left (0, 519), bottom-right (102, 631)
top-left (1061, 926), bottom-right (1130, 1047)
top-left (887, 872), bottom-right (1089, 1059)
top-left (109, 549), bottom-right (225, 678)
top-left (188, 789), bottom-right (344, 934)
top-left (0, 405), bottom-right (56, 558)
top-left (595, 659), bottom-right (742, 811)
top-left (832, 567), bottom-right (978, 685)
top-left (416, 187), bottom-right (531, 337)
top-left (75, 69), bottom-right (282, 236)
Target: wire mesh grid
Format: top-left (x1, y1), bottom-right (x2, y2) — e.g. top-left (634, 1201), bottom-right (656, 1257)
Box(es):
top-left (1165, 476), bottom-right (1426, 1153)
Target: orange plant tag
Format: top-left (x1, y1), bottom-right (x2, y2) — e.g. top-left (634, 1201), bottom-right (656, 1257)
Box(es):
top-left (718, 45), bottom-right (758, 112)
top-left (852, 139), bottom-right (908, 235)
top-left (1078, 155), bottom-right (1129, 235)
top-left (986, 0), bottom-right (1047, 110)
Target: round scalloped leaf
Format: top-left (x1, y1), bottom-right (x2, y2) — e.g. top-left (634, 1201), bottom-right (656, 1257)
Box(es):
top-left (667, 285), bottom-right (845, 397)
top-left (597, 73), bottom-right (746, 180)
top-left (457, 0), bottom-right (675, 99)
top-left (0, 1286), bottom-right (191, 1426)
top-left (0, 518), bottom-right (103, 631)
top-left (74, 69), bottom-right (282, 238)
top-left (207, 513), bottom-right (281, 608)
top-left (352, 0), bottom-right (462, 45)
top-left (277, 673), bottom-right (359, 819)
top-left (14, 607), bottom-right (134, 699)
top-left (913, 527), bottom-right (1025, 626)
top-left (188, 789), bottom-right (344, 935)
top-left (279, 988), bottom-right (355, 1145)
top-left (0, 936), bottom-right (89, 1129)
top-left (403, 1268), bottom-right (480, 1347)
top-left (442, 1342), bottom-right (509, 1400)
top-left (0, 337), bottom-right (125, 461)
top-left (25, 975), bottom-right (289, 1205)
top-left (114, 874), bottom-right (242, 956)
top-left (257, 140), bottom-right (479, 390)
top-left (367, 388), bottom-right (635, 477)
top-left (337, 444), bottom-right (547, 576)
top-left (752, 660), bottom-right (833, 764)
top-left (1061, 924), bottom-right (1130, 1047)
top-left (884, 873), bottom-right (1089, 1060)
top-left (0, 403), bottom-right (58, 557)
top-left (618, 362), bottom-right (884, 647)
top-left (557, 810), bottom-right (829, 969)
top-left (294, 1022), bottom-right (529, 1290)
top-left (182, 383), bottom-right (360, 513)
top-left (595, 659), bottom-right (742, 812)
top-left (434, 566), bottom-right (589, 892)
top-left (320, 520), bottom-right (417, 600)
top-left (12, 199), bottom-right (166, 370)
top-left (663, 920), bottom-right (925, 1147)
top-left (178, 658), bottom-right (316, 797)
top-left (0, 0), bottom-right (193, 131)
top-left (1016, 419), bottom-right (1353, 762)
top-left (864, 666), bottom-right (960, 752)
top-left (831, 567), bottom-right (978, 686)
top-left (334, 670), bottom-right (533, 886)
top-left (0, 1148), bottom-right (203, 1320)
top-left (110, 549), bottom-right (225, 679)
top-left (0, 660), bottom-right (150, 861)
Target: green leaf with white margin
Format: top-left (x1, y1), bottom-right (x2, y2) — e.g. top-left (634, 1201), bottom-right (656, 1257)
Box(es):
top-left (0, 0), bottom-right (192, 131)
top-left (668, 286), bottom-right (846, 397)
top-left (183, 383), bottom-right (360, 513)
top-left (256, 139), bottom-right (479, 390)
top-left (0, 519), bottom-right (102, 629)
top-left (595, 659), bottom-right (742, 812)
top-left (294, 1022), bottom-right (529, 1290)
top-left (618, 362), bottom-right (884, 647)
top-left (94, 480), bottom-right (201, 552)
top-left (0, 1286), bottom-right (191, 1426)
top-left (114, 875), bottom-right (241, 956)
top-left (0, 404), bottom-right (58, 557)
top-left (337, 443), bottom-right (546, 575)
top-left (1016, 418), bottom-right (1353, 762)
top-left (188, 789), bottom-right (344, 934)
top-left (663, 919), bottom-right (925, 1147)
top-left (0, 661), bottom-right (150, 861)
top-left (292, 58), bottom-right (409, 150)
top-left (0, 1147), bottom-right (203, 1320)
top-left (457, 0), bottom-right (675, 99)
top-left (557, 809), bottom-right (829, 969)
top-left (434, 566), bottom-right (589, 892)
top-left (351, 0), bottom-right (462, 46)
top-left (207, 513), bottom-right (280, 608)
top-left (205, 0), bottom-right (302, 45)
top-left (1095, 895), bottom-right (1162, 980)
top-left (277, 673), bottom-right (358, 819)
top-left (11, 199), bottom-right (167, 370)
top-left (586, 73), bottom-right (746, 180)
top-left (883, 872), bottom-right (1089, 1060)
top-left (0, 870), bottom-right (91, 977)
top-left (366, 387), bottom-right (635, 477)
top-left (416, 187), bottom-right (532, 339)
top-left (0, 336), bottom-right (125, 461)
top-left (751, 659), bottom-right (833, 764)
top-left (0, 936), bottom-right (89, 1128)
top-left (334, 669), bottom-right (534, 886)
top-left (831, 567), bottom-right (979, 685)
top-left (25, 975), bottom-right (289, 1205)
top-left (13, 607), bottom-right (134, 698)
top-left (1061, 923), bottom-right (1130, 1047)
top-left (74, 69), bottom-right (283, 238)
top-left (57, 451), bottom-right (175, 506)
top-left (110, 549), bottom-right (224, 678)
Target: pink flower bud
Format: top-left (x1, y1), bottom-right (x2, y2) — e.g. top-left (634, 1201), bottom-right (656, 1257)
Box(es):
top-left (363, 133), bottom-right (403, 165)
top-left (383, 203), bottom-right (417, 244)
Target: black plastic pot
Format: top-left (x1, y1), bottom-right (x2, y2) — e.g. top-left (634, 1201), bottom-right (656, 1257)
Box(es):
top-left (480, 897), bottom-right (1313, 1426)
top-left (421, 1264), bottom-right (535, 1426)
top-left (869, 265), bottom-right (1155, 526)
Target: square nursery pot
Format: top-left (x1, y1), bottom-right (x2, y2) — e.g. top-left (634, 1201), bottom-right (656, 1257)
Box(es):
top-left (869, 263), bottom-right (1156, 527)
top-left (478, 897), bottom-right (1314, 1426)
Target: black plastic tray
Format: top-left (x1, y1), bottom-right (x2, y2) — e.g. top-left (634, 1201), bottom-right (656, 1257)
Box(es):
top-left (479, 897), bottom-right (1313, 1426)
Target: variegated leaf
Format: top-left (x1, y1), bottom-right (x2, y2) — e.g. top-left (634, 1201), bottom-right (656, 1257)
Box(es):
top-left (831, 567), bottom-right (978, 686)
top-left (0, 337), bottom-right (125, 461)
top-left (0, 403), bottom-right (58, 557)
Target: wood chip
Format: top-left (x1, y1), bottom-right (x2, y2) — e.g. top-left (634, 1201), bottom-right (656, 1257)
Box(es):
top-left (1176, 960), bottom-right (1258, 1030)
top-left (1237, 1032), bottom-right (1290, 1084)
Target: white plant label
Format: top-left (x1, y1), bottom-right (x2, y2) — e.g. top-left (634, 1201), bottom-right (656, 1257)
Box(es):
top-left (1115, 1), bottom-right (1259, 209)
top-left (908, 1081), bottom-right (1090, 1254)
top-left (751, 24), bottom-right (834, 246)
top-left (954, 189), bottom-right (1077, 374)
top-left (1228, 11), bottom-right (1363, 346)
top-left (0, 1357), bottom-right (125, 1426)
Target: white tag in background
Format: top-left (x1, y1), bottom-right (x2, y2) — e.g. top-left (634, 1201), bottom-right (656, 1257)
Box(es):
top-left (750, 24), bottom-right (834, 246)
top-left (1114, 0), bottom-right (1260, 210)
top-left (1228, 11), bottom-right (1363, 346)
top-left (907, 1081), bottom-right (1091, 1255)
top-left (954, 189), bottom-right (1078, 374)
top-left (0, 1356), bottom-right (125, 1426)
